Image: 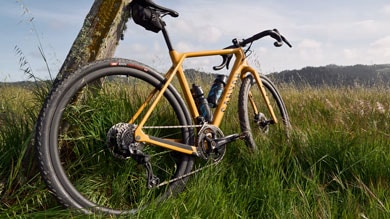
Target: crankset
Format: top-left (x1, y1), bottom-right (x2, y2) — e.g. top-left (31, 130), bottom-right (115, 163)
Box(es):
top-left (197, 124), bottom-right (241, 161)
top-left (197, 124), bottom-right (226, 161)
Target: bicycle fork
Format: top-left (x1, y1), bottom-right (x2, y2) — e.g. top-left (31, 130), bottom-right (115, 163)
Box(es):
top-left (243, 65), bottom-right (279, 125)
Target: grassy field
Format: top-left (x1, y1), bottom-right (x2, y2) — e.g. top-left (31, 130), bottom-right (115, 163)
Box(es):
top-left (0, 81), bottom-right (389, 218)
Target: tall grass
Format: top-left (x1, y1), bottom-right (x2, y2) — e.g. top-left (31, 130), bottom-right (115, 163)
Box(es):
top-left (0, 84), bottom-right (51, 216)
top-left (1, 80), bottom-right (390, 218)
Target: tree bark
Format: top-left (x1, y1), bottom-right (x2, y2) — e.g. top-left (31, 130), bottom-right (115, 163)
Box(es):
top-left (22, 0), bottom-right (132, 184)
top-left (57, 0), bottom-right (132, 80)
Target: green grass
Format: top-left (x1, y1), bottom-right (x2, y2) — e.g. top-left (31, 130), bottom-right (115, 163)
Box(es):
top-left (1, 82), bottom-right (390, 218)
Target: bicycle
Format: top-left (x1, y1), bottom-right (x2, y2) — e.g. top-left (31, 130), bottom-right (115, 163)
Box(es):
top-left (35, 0), bottom-right (292, 215)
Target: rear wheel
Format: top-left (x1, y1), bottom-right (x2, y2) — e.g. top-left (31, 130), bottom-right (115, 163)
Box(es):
top-left (35, 59), bottom-right (194, 215)
top-left (238, 74), bottom-right (291, 150)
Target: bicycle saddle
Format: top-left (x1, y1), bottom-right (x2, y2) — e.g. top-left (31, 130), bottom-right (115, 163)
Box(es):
top-left (132, 0), bottom-right (179, 17)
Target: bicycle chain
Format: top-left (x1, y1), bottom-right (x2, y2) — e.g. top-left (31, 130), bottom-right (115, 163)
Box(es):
top-left (143, 124), bottom-right (203, 129)
top-left (156, 159), bottom-right (222, 188)
top-left (143, 124), bottom-right (222, 188)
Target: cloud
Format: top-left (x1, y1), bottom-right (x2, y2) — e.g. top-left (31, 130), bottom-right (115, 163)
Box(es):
top-left (370, 36), bottom-right (390, 48)
top-left (299, 39), bottom-right (322, 49)
top-left (197, 26), bottom-right (222, 44)
top-left (369, 36), bottom-right (390, 60)
top-left (343, 49), bottom-right (359, 60)
top-left (381, 5), bottom-right (390, 14)
top-left (30, 8), bottom-right (88, 30)
top-left (97, 1), bottom-right (390, 73)
top-left (176, 41), bottom-right (196, 52)
top-left (168, 18), bottom-right (222, 45)
top-left (8, 0), bottom-right (390, 82)
top-left (296, 39), bottom-right (324, 62)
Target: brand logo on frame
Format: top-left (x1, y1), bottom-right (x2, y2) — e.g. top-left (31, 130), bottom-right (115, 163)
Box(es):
top-left (220, 73), bottom-right (240, 112)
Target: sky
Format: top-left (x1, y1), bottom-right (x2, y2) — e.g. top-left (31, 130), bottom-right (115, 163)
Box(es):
top-left (1, 0), bottom-right (390, 82)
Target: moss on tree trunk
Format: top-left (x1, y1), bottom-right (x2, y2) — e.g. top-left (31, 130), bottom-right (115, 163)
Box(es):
top-left (57, 0), bottom-right (131, 80)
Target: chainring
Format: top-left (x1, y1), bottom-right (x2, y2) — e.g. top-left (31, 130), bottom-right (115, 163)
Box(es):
top-left (197, 124), bottom-right (226, 162)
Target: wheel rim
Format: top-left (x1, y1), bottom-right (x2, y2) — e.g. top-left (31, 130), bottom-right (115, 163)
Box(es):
top-left (47, 68), bottom-right (192, 213)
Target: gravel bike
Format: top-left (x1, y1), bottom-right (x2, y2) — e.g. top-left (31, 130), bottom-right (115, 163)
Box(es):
top-left (35, 0), bottom-right (292, 215)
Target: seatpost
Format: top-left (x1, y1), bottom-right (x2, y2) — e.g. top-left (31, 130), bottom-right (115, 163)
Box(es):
top-left (161, 25), bottom-right (174, 51)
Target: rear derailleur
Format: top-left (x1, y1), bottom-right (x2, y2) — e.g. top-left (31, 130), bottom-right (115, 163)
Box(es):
top-left (106, 123), bottom-right (159, 189)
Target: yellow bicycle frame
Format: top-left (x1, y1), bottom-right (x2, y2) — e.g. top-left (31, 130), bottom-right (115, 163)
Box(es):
top-left (129, 47), bottom-right (278, 156)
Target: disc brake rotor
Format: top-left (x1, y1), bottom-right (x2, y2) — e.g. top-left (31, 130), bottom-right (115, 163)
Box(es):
top-left (254, 113), bottom-right (270, 133)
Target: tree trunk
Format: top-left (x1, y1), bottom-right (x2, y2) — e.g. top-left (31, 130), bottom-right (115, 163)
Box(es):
top-left (23, 0), bottom-right (132, 183)
top-left (57, 0), bottom-right (132, 80)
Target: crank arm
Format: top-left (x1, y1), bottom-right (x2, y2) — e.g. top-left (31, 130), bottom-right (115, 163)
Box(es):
top-left (210, 133), bottom-right (240, 149)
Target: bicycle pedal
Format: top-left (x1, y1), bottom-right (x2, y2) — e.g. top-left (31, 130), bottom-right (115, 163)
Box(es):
top-left (239, 131), bottom-right (251, 139)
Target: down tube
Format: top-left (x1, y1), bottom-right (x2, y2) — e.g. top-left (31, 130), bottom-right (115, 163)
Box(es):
top-left (212, 57), bottom-right (243, 127)
top-left (244, 67), bottom-right (279, 124)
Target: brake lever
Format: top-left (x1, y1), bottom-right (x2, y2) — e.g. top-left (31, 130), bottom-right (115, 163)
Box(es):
top-left (213, 54), bottom-right (233, 71)
top-left (271, 29), bottom-right (283, 47)
top-left (274, 41), bottom-right (283, 47)
top-left (273, 29), bottom-right (292, 48)
top-left (281, 35), bottom-right (292, 48)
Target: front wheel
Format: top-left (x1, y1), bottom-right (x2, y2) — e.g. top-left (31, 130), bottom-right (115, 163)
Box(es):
top-left (238, 74), bottom-right (291, 150)
top-left (35, 58), bottom-right (194, 215)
